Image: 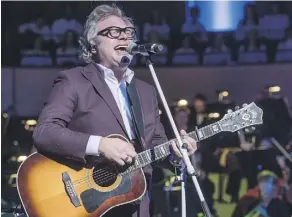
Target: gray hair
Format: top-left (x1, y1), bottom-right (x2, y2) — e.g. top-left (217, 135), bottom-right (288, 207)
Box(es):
top-left (79, 4), bottom-right (134, 63)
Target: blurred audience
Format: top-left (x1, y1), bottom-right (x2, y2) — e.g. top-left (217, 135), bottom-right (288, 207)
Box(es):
top-left (278, 27), bottom-right (292, 50)
top-left (51, 5), bottom-right (83, 43)
top-left (20, 36), bottom-right (52, 66)
top-left (56, 30), bottom-right (79, 67)
top-left (236, 4), bottom-right (259, 43)
top-left (19, 17), bottom-right (51, 41)
top-left (204, 33), bottom-right (230, 65)
top-left (259, 2), bottom-right (290, 62)
top-left (3, 2), bottom-right (292, 67)
top-left (143, 10), bottom-right (169, 43)
top-left (172, 35), bottom-right (198, 65)
top-left (181, 6), bottom-right (208, 64)
top-left (205, 33), bottom-right (229, 53)
top-left (232, 170), bottom-right (292, 217)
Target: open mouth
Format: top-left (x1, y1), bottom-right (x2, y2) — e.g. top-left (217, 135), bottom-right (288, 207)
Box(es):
top-left (114, 45), bottom-right (128, 51)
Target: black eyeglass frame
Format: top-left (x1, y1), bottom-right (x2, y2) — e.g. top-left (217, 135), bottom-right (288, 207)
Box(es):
top-left (97, 26), bottom-right (137, 40)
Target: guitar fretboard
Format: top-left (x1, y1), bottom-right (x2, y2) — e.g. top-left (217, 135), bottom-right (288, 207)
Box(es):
top-left (121, 121), bottom-right (222, 174)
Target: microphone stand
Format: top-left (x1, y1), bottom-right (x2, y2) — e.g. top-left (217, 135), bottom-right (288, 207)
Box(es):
top-left (180, 164), bottom-right (187, 217)
top-left (142, 52), bottom-right (212, 217)
top-left (270, 137), bottom-right (292, 164)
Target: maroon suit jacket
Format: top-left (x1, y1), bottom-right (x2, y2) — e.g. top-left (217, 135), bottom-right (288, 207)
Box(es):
top-left (33, 63), bottom-right (168, 165)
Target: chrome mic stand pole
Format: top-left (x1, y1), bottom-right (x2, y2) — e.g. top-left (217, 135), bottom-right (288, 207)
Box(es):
top-left (143, 53), bottom-right (212, 217)
top-left (180, 165), bottom-right (187, 217)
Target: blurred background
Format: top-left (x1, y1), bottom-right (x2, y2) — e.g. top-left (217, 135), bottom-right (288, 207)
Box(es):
top-left (1, 1), bottom-right (292, 217)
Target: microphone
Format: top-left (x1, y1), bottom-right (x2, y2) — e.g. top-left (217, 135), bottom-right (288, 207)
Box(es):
top-left (127, 42), bottom-right (163, 55)
top-left (121, 56), bottom-right (130, 64)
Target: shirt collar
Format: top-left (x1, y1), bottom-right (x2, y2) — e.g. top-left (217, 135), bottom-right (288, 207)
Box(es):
top-left (96, 63), bottom-right (134, 85)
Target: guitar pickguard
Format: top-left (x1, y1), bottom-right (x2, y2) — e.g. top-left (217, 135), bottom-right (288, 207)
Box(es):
top-left (80, 173), bottom-right (131, 213)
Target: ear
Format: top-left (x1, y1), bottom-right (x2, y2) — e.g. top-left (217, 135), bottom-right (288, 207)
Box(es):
top-left (91, 46), bottom-right (97, 54)
top-left (89, 39), bottom-right (98, 54)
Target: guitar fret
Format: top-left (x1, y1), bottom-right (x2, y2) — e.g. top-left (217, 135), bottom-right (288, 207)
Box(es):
top-left (202, 126), bottom-right (212, 138)
top-left (161, 145), bottom-right (167, 156)
top-left (188, 131), bottom-right (198, 142)
top-left (211, 123), bottom-right (221, 133)
top-left (159, 146), bottom-right (164, 157)
top-left (157, 146), bottom-right (163, 158)
top-left (199, 123), bottom-right (221, 140)
top-left (145, 151), bottom-right (151, 162)
top-left (154, 147), bottom-right (159, 159)
top-left (141, 153), bottom-right (147, 165)
top-left (138, 154), bottom-right (144, 165)
top-left (197, 129), bottom-right (205, 140)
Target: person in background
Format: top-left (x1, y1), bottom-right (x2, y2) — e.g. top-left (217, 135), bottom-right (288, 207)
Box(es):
top-left (232, 170), bottom-right (291, 217)
top-left (181, 7), bottom-right (208, 65)
top-left (188, 94), bottom-right (209, 129)
top-left (174, 106), bottom-right (191, 132)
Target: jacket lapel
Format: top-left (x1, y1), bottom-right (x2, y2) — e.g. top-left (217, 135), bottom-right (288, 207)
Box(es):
top-left (126, 78), bottom-right (145, 141)
top-left (81, 63), bottom-right (127, 136)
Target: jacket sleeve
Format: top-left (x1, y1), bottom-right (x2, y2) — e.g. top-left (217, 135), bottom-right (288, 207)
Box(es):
top-left (33, 70), bottom-right (90, 163)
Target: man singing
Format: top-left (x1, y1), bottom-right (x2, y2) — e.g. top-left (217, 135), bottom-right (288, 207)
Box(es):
top-left (32, 4), bottom-right (197, 217)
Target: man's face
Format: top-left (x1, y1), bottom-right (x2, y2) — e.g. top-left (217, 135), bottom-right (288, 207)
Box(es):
top-left (194, 99), bottom-right (205, 113)
top-left (95, 15), bottom-right (136, 70)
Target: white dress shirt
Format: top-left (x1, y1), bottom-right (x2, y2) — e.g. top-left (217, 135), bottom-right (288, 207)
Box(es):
top-left (85, 64), bottom-right (136, 156)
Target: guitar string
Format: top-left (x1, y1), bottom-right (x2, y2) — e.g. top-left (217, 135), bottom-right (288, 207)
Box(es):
top-left (72, 146), bottom-right (171, 186)
top-left (72, 131), bottom-right (209, 186)
top-left (72, 151), bottom-right (166, 186)
top-left (71, 153), bottom-right (149, 185)
top-left (74, 146), bottom-right (171, 186)
top-left (71, 142), bottom-right (171, 185)
top-left (72, 157), bottom-right (154, 187)
top-left (76, 147), bottom-right (171, 186)
top-left (72, 133), bottom-right (196, 185)
top-left (72, 134), bottom-right (197, 185)
top-left (74, 126), bottom-right (246, 186)
top-left (73, 162), bottom-right (142, 187)
top-left (70, 121), bottom-right (252, 186)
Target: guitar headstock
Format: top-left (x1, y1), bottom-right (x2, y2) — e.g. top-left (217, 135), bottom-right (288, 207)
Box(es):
top-left (219, 102), bottom-right (263, 132)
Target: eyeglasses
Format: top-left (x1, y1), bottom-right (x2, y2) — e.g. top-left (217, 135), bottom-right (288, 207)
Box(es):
top-left (97, 26), bottom-right (137, 40)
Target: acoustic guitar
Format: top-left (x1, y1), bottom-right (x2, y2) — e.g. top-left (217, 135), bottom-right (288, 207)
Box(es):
top-left (17, 102), bottom-right (263, 217)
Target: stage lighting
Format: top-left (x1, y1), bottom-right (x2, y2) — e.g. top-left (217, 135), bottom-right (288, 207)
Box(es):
top-left (26, 119), bottom-right (37, 126)
top-left (268, 86), bottom-right (281, 93)
top-left (17, 155), bottom-right (27, 162)
top-left (177, 99), bottom-right (188, 107)
top-left (208, 112), bottom-right (220, 119)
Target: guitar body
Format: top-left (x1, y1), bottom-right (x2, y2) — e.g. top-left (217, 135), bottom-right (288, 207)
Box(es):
top-left (17, 135), bottom-right (147, 217)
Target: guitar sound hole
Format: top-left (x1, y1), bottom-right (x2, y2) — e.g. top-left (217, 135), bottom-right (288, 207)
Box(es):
top-left (92, 163), bottom-right (119, 187)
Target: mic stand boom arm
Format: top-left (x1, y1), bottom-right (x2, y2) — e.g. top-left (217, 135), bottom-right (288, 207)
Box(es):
top-left (143, 53), bottom-right (212, 217)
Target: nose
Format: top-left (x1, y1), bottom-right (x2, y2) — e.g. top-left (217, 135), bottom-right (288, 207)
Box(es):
top-left (118, 31), bottom-right (128, 40)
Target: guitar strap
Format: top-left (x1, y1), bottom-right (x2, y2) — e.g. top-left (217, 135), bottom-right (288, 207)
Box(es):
top-left (126, 79), bottom-right (145, 153)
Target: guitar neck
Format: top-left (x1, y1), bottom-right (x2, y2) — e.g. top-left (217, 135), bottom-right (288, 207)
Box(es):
top-left (124, 121), bottom-right (222, 173)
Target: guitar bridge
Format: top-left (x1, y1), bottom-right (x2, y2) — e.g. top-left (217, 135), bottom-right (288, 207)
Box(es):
top-left (62, 172), bottom-right (81, 207)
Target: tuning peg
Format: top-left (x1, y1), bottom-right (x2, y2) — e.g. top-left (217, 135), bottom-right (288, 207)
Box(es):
top-left (227, 109), bottom-right (233, 113)
top-left (242, 103), bottom-right (248, 107)
top-left (235, 106), bottom-right (240, 110)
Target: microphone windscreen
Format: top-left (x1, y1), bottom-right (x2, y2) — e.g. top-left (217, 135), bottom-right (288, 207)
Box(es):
top-left (126, 42), bottom-right (136, 54)
top-left (121, 56), bottom-right (130, 64)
